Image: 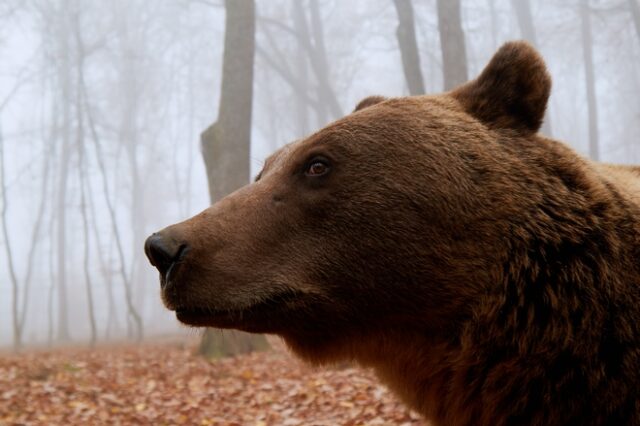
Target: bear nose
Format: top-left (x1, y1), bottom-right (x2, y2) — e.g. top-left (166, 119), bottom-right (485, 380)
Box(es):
top-left (144, 233), bottom-right (185, 277)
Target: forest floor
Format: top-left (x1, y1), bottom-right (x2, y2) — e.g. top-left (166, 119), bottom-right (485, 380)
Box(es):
top-left (0, 337), bottom-right (428, 426)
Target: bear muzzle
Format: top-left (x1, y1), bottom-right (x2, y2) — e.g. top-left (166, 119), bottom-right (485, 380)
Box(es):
top-left (144, 232), bottom-right (189, 289)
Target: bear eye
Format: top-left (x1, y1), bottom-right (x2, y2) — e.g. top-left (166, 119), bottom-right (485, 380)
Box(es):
top-left (305, 159), bottom-right (330, 177)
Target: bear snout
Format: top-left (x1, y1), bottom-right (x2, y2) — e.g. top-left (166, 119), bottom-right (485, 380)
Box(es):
top-left (144, 232), bottom-right (188, 287)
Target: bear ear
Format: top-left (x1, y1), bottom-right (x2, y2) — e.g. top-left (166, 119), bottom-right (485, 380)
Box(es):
top-left (353, 95), bottom-right (387, 112)
top-left (451, 41), bottom-right (551, 134)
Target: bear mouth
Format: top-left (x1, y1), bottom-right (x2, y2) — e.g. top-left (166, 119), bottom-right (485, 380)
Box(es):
top-left (173, 290), bottom-right (302, 332)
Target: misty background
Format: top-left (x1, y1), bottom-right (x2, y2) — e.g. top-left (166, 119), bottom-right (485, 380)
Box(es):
top-left (1, 0), bottom-right (638, 350)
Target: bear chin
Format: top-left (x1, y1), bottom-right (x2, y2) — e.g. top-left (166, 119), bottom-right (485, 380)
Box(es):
top-left (173, 290), bottom-right (305, 333)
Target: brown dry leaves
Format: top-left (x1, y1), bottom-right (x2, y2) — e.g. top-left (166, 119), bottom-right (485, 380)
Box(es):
top-left (0, 339), bottom-right (428, 426)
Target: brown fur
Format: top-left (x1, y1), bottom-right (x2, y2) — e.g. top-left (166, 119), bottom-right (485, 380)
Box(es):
top-left (146, 41), bottom-right (640, 425)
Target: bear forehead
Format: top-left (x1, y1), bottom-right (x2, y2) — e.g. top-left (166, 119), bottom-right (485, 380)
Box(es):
top-left (259, 94), bottom-right (483, 180)
top-left (261, 128), bottom-right (347, 176)
top-left (261, 142), bottom-right (298, 176)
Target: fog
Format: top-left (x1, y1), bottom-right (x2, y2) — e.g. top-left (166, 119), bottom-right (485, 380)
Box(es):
top-left (1, 0), bottom-right (638, 349)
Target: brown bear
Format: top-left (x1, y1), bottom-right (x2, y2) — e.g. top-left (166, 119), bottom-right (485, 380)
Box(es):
top-left (145, 41), bottom-right (640, 425)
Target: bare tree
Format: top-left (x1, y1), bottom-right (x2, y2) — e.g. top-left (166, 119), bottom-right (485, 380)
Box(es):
top-left (113, 4), bottom-right (146, 316)
top-left (2, 122), bottom-right (51, 350)
top-left (17, 103), bottom-right (53, 350)
top-left (393, 0), bottom-right (425, 95)
top-left (0, 70), bottom-right (30, 350)
top-left (89, 191), bottom-right (120, 339)
top-left (511, 0), bottom-right (537, 45)
top-left (436, 0), bottom-right (468, 90)
top-left (0, 120), bottom-right (21, 350)
top-left (77, 90), bottom-right (97, 347)
top-left (54, 2), bottom-right (73, 342)
top-left (308, 0), bottom-right (343, 123)
top-left (255, 28), bottom-right (323, 116)
top-left (268, 0), bottom-right (343, 126)
top-left (580, 0), bottom-right (599, 160)
top-left (292, 1), bottom-right (311, 136)
top-left (81, 71), bottom-right (144, 342)
top-left (73, 10), bottom-right (97, 346)
top-left (628, 0), bottom-right (640, 43)
top-left (254, 2), bottom-right (344, 131)
top-left (488, 0), bottom-right (498, 49)
top-left (47, 139), bottom-right (58, 347)
top-left (200, 0), bottom-right (269, 357)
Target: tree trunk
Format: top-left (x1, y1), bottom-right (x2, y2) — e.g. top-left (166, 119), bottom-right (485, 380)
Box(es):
top-left (436, 0), bottom-right (468, 91)
top-left (81, 68), bottom-right (143, 341)
top-left (199, 0), bottom-right (269, 358)
top-left (511, 0), bottom-right (553, 136)
top-left (488, 0), bottom-right (498, 49)
top-left (580, 0), bottom-right (599, 160)
top-left (18, 110), bottom-right (53, 344)
top-left (47, 181), bottom-right (57, 347)
top-left (255, 14), bottom-right (339, 127)
top-left (292, 1), bottom-right (311, 137)
top-left (274, 0), bottom-right (343, 126)
top-left (628, 0), bottom-right (640, 43)
top-left (0, 121), bottom-right (22, 351)
top-left (393, 0), bottom-right (425, 95)
top-left (290, 0), bottom-right (325, 126)
top-left (308, 0), bottom-right (343, 123)
top-left (112, 4), bottom-right (146, 327)
top-left (0, 70), bottom-right (31, 351)
top-left (78, 129), bottom-right (97, 346)
top-left (74, 17), bottom-right (97, 346)
top-left (55, 4), bottom-right (72, 341)
top-left (256, 23), bottom-right (326, 123)
top-left (511, 0), bottom-right (537, 44)
top-left (78, 104), bottom-right (97, 347)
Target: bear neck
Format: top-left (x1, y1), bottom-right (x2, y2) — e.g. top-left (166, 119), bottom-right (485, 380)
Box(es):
top-left (287, 166), bottom-right (640, 425)
top-left (368, 179), bottom-right (640, 425)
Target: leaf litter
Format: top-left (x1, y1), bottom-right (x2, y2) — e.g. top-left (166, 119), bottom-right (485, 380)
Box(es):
top-left (0, 338), bottom-right (428, 425)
